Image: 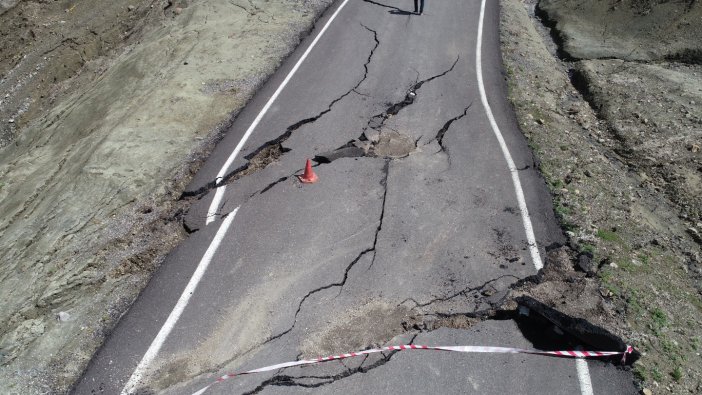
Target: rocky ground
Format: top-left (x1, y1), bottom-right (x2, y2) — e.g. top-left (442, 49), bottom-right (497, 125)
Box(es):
top-left (0, 0), bottom-right (334, 393)
top-left (501, 0), bottom-right (702, 393)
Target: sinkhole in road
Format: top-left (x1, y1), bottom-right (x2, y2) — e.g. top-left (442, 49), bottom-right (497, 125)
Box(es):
top-left (401, 295), bottom-right (638, 367)
top-left (315, 130), bottom-right (417, 163)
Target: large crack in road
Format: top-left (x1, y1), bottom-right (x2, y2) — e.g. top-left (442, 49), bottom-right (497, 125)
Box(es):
top-left (260, 160), bottom-right (390, 345)
top-left (247, 57), bottom-right (473, 348)
top-left (364, 57), bottom-right (460, 134)
top-left (181, 23), bottom-right (382, 201)
top-left (242, 334), bottom-right (419, 394)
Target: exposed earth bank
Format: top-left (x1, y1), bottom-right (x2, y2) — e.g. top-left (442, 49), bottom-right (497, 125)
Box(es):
top-left (0, 0), bottom-right (333, 393)
top-left (501, 0), bottom-right (702, 393)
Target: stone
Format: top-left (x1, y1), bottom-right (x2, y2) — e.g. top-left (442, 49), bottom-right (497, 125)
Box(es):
top-left (642, 388), bottom-right (653, 395)
top-left (174, 7), bottom-right (183, 14)
top-left (128, 5), bottom-right (135, 11)
top-left (687, 227), bottom-right (702, 243)
top-left (576, 252), bottom-right (597, 274)
top-left (57, 311), bottom-right (71, 322)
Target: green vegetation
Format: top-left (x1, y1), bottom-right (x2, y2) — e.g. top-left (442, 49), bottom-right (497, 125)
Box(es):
top-left (633, 365), bottom-right (647, 382)
top-left (581, 243), bottom-right (595, 254)
top-left (671, 366), bottom-right (683, 382)
top-left (596, 228), bottom-right (620, 242)
top-left (638, 253), bottom-right (650, 265)
top-left (651, 308), bottom-right (668, 331)
top-left (660, 338), bottom-right (677, 354)
top-left (554, 202), bottom-right (572, 218)
top-left (627, 289), bottom-right (643, 316)
top-left (651, 367), bottom-right (663, 382)
top-left (550, 179), bottom-right (564, 189)
top-left (598, 268), bottom-right (622, 296)
top-left (687, 292), bottom-right (702, 312)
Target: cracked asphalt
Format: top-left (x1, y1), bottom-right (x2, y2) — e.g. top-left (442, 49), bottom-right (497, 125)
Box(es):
top-left (74, 0), bottom-right (637, 394)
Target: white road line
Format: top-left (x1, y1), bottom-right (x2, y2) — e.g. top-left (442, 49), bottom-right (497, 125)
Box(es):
top-left (205, 0), bottom-right (352, 225)
top-left (476, 0), bottom-right (542, 272)
top-left (475, 0), bottom-right (594, 394)
top-left (576, 358), bottom-right (595, 395)
top-left (121, 208), bottom-right (239, 394)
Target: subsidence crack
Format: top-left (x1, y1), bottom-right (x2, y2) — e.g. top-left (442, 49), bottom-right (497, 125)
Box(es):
top-left (365, 57), bottom-right (460, 134)
top-left (399, 274), bottom-right (519, 309)
top-left (431, 103), bottom-right (473, 151)
top-left (242, 333), bottom-right (418, 394)
top-left (181, 24), bottom-right (382, 200)
top-left (261, 160), bottom-right (391, 345)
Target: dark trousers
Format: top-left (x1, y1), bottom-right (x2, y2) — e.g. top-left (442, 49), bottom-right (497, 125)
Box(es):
top-left (414, 0), bottom-right (424, 13)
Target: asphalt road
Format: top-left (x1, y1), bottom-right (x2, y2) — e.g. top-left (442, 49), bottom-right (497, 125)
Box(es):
top-left (74, 0), bottom-right (637, 394)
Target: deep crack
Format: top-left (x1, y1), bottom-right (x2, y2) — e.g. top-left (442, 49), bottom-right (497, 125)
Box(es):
top-left (256, 176), bottom-right (290, 196)
top-left (365, 57), bottom-right (460, 133)
top-left (432, 103), bottom-right (473, 150)
top-left (399, 274), bottom-right (519, 309)
top-left (242, 334), bottom-right (419, 394)
top-left (262, 160), bottom-right (391, 345)
top-left (181, 24), bottom-right (382, 200)
top-left (367, 160), bottom-right (390, 270)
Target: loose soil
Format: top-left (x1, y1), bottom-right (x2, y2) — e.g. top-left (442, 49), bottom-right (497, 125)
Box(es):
top-left (0, 0), bottom-right (334, 393)
top-left (501, 0), bottom-right (702, 393)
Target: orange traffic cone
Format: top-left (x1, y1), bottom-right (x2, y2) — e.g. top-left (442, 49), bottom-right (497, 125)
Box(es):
top-left (297, 159), bottom-right (318, 184)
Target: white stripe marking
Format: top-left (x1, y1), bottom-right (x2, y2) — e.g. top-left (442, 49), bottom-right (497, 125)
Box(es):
top-left (205, 0), bottom-right (352, 225)
top-left (121, 208), bottom-right (239, 394)
top-left (476, 0), bottom-right (542, 272)
top-left (576, 359), bottom-right (595, 395)
top-left (476, 0), bottom-right (593, 393)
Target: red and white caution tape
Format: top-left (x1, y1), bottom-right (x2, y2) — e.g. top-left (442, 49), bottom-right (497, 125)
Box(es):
top-left (191, 344), bottom-right (634, 395)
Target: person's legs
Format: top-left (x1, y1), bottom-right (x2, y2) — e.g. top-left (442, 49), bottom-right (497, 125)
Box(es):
top-left (414, 0), bottom-right (419, 13)
top-left (419, 0), bottom-right (424, 14)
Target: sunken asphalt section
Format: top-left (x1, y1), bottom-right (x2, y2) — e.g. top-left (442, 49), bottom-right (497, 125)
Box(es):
top-left (74, 0), bottom-right (637, 394)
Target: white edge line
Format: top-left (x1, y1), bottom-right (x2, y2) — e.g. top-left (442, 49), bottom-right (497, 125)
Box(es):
top-left (476, 0), bottom-right (542, 271)
top-left (576, 358), bottom-right (595, 395)
top-left (121, 208), bottom-right (239, 394)
top-left (476, 1), bottom-right (593, 394)
top-left (205, 0), bottom-right (352, 225)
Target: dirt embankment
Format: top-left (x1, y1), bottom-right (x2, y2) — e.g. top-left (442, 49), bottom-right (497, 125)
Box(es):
top-left (0, 0), bottom-right (333, 393)
top-left (501, 0), bottom-right (701, 393)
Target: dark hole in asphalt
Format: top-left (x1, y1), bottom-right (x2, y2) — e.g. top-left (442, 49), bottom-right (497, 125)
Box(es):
top-left (515, 296), bottom-right (639, 365)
